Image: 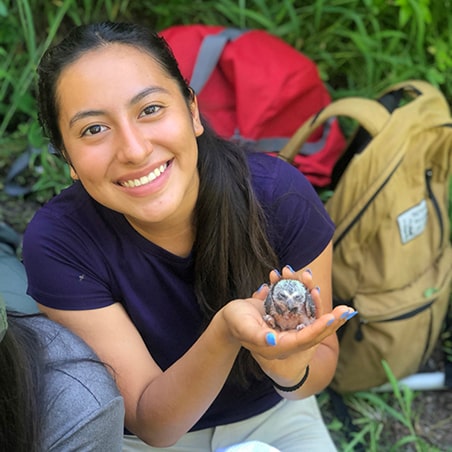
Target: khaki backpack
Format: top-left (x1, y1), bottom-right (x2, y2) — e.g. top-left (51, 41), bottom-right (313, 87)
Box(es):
top-left (280, 80), bottom-right (452, 393)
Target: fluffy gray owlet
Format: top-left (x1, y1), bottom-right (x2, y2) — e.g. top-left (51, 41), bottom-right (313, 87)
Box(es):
top-left (263, 279), bottom-right (316, 331)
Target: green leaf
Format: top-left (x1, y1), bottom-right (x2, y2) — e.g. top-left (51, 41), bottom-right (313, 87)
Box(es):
top-left (0, 1), bottom-right (8, 17)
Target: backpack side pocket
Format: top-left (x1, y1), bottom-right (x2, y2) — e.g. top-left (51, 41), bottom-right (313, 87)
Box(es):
top-left (331, 246), bottom-right (452, 393)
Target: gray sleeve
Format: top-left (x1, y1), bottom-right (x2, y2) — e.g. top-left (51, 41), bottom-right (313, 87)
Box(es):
top-left (48, 396), bottom-right (125, 452)
top-left (27, 316), bottom-right (125, 451)
top-left (42, 355), bottom-right (126, 451)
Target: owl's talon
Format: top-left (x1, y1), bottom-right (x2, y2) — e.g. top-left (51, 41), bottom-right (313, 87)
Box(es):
top-left (263, 314), bottom-right (276, 329)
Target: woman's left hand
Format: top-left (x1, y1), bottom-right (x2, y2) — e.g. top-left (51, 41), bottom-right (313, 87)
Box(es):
top-left (245, 282), bottom-right (351, 384)
top-left (241, 259), bottom-right (356, 394)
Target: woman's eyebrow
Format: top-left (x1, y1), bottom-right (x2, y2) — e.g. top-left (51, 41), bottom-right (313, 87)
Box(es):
top-left (69, 109), bottom-right (105, 128)
top-left (129, 86), bottom-right (170, 106)
top-left (68, 86), bottom-right (170, 128)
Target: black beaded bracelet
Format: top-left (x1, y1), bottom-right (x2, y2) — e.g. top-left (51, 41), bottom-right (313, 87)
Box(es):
top-left (270, 365), bottom-right (310, 392)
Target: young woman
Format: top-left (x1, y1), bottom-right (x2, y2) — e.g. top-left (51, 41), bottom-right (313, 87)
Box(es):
top-left (23, 22), bottom-right (355, 451)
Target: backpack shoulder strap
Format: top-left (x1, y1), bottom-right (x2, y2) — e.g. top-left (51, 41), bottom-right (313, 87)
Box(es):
top-left (278, 98), bottom-right (390, 164)
top-left (189, 28), bottom-right (245, 94)
top-left (381, 79), bottom-right (450, 110)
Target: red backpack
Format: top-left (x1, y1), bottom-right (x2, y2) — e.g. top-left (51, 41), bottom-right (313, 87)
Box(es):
top-left (160, 24), bottom-right (346, 187)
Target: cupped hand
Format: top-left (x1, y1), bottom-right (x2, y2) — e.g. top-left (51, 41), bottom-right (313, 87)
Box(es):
top-left (221, 268), bottom-right (356, 384)
top-left (221, 279), bottom-right (354, 361)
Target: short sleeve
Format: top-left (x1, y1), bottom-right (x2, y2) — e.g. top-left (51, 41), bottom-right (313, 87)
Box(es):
top-left (22, 186), bottom-right (118, 310)
top-left (249, 153), bottom-right (334, 269)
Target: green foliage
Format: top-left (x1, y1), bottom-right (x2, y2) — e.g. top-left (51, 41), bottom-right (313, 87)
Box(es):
top-left (0, 0), bottom-right (69, 136)
top-left (130, 0), bottom-right (452, 99)
top-left (324, 361), bottom-right (444, 452)
top-left (28, 148), bottom-right (71, 203)
top-left (0, 0), bottom-right (135, 198)
top-left (1, 0), bottom-right (452, 202)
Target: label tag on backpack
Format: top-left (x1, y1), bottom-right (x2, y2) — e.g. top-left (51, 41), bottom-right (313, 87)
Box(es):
top-left (397, 199), bottom-right (428, 244)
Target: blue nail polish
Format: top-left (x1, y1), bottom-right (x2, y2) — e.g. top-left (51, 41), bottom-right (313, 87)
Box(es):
top-left (257, 283), bottom-right (267, 293)
top-left (305, 268), bottom-right (312, 275)
top-left (273, 269), bottom-right (281, 277)
top-left (285, 264), bottom-right (295, 273)
top-left (340, 311), bottom-right (349, 319)
top-left (326, 318), bottom-right (334, 326)
top-left (266, 332), bottom-right (277, 346)
top-left (346, 311), bottom-right (358, 321)
top-left (315, 285), bottom-right (320, 294)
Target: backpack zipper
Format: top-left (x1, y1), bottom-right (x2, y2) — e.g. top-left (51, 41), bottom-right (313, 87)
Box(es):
top-left (425, 168), bottom-right (444, 248)
top-left (334, 159), bottom-right (403, 248)
top-left (354, 300), bottom-right (434, 341)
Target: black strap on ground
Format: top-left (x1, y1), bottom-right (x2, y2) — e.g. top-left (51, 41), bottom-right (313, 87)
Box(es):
top-left (327, 387), bottom-right (366, 452)
top-left (443, 301), bottom-right (452, 388)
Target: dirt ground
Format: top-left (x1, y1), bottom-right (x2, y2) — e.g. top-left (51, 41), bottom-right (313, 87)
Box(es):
top-left (1, 194), bottom-right (451, 451)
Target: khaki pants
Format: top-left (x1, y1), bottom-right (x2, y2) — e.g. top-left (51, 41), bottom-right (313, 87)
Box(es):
top-left (123, 396), bottom-right (337, 452)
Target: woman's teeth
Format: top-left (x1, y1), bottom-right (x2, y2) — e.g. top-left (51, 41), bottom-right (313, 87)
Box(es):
top-left (121, 163), bottom-right (168, 188)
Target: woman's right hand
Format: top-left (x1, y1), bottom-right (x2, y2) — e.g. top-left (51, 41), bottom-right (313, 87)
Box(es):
top-left (218, 262), bottom-right (355, 399)
top-left (219, 286), bottom-right (351, 362)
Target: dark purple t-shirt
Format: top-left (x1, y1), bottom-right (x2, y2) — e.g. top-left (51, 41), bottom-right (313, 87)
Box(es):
top-left (23, 152), bottom-right (334, 431)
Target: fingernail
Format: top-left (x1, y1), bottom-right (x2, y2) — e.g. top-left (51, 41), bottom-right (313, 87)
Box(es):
top-left (257, 283), bottom-right (268, 293)
top-left (340, 311), bottom-right (349, 319)
top-left (285, 264), bottom-right (295, 273)
top-left (266, 332), bottom-right (277, 346)
top-left (346, 311), bottom-right (358, 321)
top-left (272, 269), bottom-right (281, 277)
top-left (326, 318), bottom-right (334, 326)
top-left (305, 268), bottom-right (312, 275)
top-left (315, 285), bottom-right (320, 294)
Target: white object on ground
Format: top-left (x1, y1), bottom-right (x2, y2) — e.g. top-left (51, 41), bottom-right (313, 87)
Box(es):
top-left (372, 372), bottom-right (446, 392)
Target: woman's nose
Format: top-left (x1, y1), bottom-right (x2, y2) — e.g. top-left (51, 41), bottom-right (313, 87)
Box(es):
top-left (116, 123), bottom-right (152, 163)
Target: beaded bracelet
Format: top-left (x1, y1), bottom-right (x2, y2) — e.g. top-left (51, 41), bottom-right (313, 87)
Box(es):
top-left (270, 365), bottom-right (310, 392)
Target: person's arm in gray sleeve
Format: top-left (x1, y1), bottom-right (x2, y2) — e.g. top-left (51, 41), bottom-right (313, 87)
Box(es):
top-left (48, 396), bottom-right (125, 452)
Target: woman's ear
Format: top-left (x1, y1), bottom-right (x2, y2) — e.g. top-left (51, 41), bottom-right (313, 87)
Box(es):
top-left (69, 166), bottom-right (79, 180)
top-left (190, 95), bottom-right (204, 137)
top-left (60, 146), bottom-right (78, 180)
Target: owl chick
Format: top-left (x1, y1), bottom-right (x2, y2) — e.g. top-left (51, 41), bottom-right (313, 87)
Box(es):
top-left (263, 279), bottom-right (316, 331)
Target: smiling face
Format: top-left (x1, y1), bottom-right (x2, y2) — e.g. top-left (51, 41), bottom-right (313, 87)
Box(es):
top-left (56, 43), bottom-right (204, 242)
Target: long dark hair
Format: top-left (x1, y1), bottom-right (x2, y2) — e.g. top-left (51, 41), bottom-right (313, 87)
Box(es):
top-left (0, 314), bottom-right (45, 452)
top-left (37, 22), bottom-right (279, 384)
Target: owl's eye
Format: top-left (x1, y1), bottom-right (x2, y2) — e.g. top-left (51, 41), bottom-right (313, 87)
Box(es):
top-left (294, 293), bottom-right (305, 302)
top-left (279, 291), bottom-right (289, 300)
